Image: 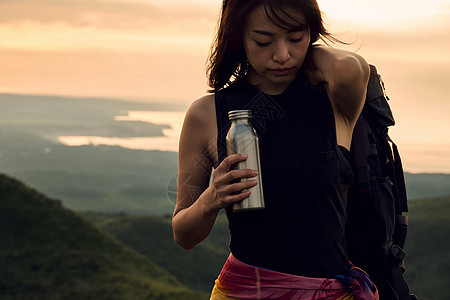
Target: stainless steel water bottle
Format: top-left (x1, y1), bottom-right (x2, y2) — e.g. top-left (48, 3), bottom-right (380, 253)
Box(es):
top-left (226, 110), bottom-right (265, 211)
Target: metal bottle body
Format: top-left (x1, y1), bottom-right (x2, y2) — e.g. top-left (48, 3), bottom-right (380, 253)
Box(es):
top-left (226, 110), bottom-right (265, 212)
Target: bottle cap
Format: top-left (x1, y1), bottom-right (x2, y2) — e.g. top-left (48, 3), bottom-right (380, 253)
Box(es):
top-left (228, 110), bottom-right (251, 120)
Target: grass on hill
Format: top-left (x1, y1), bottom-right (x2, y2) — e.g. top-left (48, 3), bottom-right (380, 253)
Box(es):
top-left (81, 211), bottom-right (230, 292)
top-left (83, 196), bottom-right (450, 300)
top-left (2, 170), bottom-right (448, 300)
top-left (404, 195), bottom-right (450, 300)
top-left (0, 174), bottom-right (208, 300)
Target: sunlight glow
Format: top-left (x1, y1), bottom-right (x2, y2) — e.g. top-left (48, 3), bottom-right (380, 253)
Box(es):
top-left (1, 0), bottom-right (450, 172)
top-left (319, 0), bottom-right (449, 27)
top-left (0, 22), bottom-right (211, 53)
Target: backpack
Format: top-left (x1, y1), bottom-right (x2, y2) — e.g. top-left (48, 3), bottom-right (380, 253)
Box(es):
top-left (346, 65), bottom-right (417, 300)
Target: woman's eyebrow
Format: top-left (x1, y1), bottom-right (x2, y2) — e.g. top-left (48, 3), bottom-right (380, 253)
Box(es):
top-left (252, 30), bottom-right (274, 36)
top-left (252, 26), bottom-right (307, 36)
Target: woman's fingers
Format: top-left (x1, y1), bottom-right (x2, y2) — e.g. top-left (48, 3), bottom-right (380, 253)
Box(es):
top-left (225, 179), bottom-right (258, 194)
top-left (218, 154), bottom-right (247, 173)
top-left (223, 168), bottom-right (258, 183)
top-left (215, 180), bottom-right (257, 206)
top-left (224, 190), bottom-right (251, 203)
top-left (214, 154), bottom-right (257, 182)
top-left (211, 154), bottom-right (259, 208)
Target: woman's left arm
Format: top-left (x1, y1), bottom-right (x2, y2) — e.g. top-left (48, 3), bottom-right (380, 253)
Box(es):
top-left (304, 45), bottom-right (370, 126)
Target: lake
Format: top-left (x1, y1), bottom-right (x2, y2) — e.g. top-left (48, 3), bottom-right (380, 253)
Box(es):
top-left (58, 110), bottom-right (450, 174)
top-left (58, 111), bottom-right (186, 152)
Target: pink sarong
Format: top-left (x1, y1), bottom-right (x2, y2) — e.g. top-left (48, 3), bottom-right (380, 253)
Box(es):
top-left (210, 254), bottom-right (379, 300)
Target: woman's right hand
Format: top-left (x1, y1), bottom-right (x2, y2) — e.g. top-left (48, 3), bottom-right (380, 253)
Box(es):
top-left (209, 154), bottom-right (258, 210)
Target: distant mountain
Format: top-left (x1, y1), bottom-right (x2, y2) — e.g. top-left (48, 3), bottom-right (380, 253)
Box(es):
top-left (0, 174), bottom-right (207, 299)
top-left (404, 172), bottom-right (450, 200)
top-left (2, 128), bottom-right (450, 215)
top-left (1, 93), bottom-right (450, 215)
top-left (0, 93), bottom-right (186, 140)
top-left (0, 130), bottom-right (178, 214)
top-left (0, 93), bottom-right (183, 215)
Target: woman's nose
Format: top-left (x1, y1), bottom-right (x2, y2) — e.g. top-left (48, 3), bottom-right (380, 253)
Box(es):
top-left (273, 41), bottom-right (290, 63)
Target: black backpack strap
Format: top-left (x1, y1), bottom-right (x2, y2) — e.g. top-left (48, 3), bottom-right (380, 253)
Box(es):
top-left (352, 117), bottom-right (371, 195)
top-left (382, 135), bottom-right (412, 300)
top-left (389, 137), bottom-right (408, 213)
top-left (390, 244), bottom-right (412, 300)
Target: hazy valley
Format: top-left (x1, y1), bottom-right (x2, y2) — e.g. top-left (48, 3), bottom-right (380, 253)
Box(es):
top-left (1, 174), bottom-right (448, 299)
top-left (2, 93), bottom-right (450, 215)
top-left (1, 93), bottom-right (450, 299)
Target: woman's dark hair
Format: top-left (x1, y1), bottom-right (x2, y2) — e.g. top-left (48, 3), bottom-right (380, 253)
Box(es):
top-left (207, 0), bottom-right (339, 92)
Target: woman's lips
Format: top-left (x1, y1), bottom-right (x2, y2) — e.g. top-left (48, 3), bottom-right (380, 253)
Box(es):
top-left (270, 67), bottom-right (294, 76)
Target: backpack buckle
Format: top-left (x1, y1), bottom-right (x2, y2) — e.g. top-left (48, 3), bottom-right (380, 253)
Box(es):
top-left (391, 245), bottom-right (406, 263)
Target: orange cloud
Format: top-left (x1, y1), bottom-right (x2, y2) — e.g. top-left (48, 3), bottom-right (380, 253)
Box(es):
top-left (0, 0), bottom-right (219, 32)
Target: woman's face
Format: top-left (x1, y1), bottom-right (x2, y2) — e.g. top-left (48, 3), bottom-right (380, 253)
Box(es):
top-left (243, 6), bottom-right (311, 95)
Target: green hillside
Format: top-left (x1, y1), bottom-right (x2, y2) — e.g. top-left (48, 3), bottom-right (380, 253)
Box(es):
top-left (0, 174), bottom-right (208, 300)
top-left (404, 195), bottom-right (450, 300)
top-left (81, 211), bottom-right (230, 292)
top-left (83, 197), bottom-right (450, 300)
top-left (1, 171), bottom-right (448, 299)
top-left (0, 130), bottom-right (178, 214)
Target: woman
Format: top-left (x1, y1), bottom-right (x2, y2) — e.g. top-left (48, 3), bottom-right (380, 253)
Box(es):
top-left (172, 0), bottom-right (378, 299)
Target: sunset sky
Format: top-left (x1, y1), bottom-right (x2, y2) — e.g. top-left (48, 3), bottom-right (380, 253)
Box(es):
top-left (1, 0), bottom-right (449, 173)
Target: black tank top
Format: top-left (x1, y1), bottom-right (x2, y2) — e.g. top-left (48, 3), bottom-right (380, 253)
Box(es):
top-left (215, 71), bottom-right (354, 278)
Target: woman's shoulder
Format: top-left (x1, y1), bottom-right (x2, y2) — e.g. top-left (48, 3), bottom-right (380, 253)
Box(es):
top-left (181, 94), bottom-right (218, 166)
top-left (183, 94), bottom-right (217, 139)
top-left (185, 94), bottom-right (216, 124)
top-left (189, 94), bottom-right (215, 110)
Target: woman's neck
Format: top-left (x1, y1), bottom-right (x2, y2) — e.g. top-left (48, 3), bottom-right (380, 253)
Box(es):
top-left (246, 69), bottom-right (298, 95)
